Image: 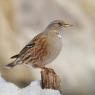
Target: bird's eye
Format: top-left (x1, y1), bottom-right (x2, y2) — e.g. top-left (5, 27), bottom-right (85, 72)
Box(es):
top-left (58, 22), bottom-right (62, 26)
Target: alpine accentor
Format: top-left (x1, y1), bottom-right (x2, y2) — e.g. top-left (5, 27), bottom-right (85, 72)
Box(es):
top-left (6, 20), bottom-right (71, 68)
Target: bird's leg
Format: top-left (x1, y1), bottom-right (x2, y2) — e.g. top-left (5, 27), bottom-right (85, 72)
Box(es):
top-left (33, 63), bottom-right (45, 69)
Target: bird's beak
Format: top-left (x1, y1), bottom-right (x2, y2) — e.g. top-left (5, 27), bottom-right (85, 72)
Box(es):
top-left (63, 23), bottom-right (72, 27)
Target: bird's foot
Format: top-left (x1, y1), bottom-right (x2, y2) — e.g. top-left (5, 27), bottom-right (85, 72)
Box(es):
top-left (33, 63), bottom-right (45, 69)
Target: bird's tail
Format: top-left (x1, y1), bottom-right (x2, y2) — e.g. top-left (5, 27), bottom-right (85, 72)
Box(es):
top-left (5, 61), bottom-right (17, 69)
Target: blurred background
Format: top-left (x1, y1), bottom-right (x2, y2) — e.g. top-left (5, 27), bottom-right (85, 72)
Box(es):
top-left (0, 0), bottom-right (95, 95)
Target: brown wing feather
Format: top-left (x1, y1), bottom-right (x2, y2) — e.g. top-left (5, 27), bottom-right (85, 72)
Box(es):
top-left (19, 32), bottom-right (43, 56)
top-left (7, 32), bottom-right (49, 68)
top-left (11, 54), bottom-right (19, 59)
top-left (18, 33), bottom-right (49, 65)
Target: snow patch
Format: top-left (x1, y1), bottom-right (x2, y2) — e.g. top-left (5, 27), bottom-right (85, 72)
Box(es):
top-left (0, 75), bottom-right (61, 95)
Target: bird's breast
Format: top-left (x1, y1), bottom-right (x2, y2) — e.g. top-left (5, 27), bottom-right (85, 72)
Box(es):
top-left (44, 36), bottom-right (62, 64)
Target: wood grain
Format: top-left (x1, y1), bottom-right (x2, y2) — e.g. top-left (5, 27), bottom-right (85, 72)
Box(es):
top-left (41, 68), bottom-right (60, 90)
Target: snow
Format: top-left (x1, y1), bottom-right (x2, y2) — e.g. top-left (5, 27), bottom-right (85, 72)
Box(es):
top-left (0, 75), bottom-right (19, 95)
top-left (0, 74), bottom-right (62, 95)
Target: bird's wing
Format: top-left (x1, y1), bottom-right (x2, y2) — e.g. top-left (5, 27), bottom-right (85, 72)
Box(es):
top-left (19, 42), bottom-right (35, 56)
top-left (11, 33), bottom-right (42, 59)
top-left (11, 32), bottom-right (47, 59)
top-left (11, 54), bottom-right (19, 59)
top-left (19, 33), bottom-right (43, 55)
top-left (10, 42), bottom-right (35, 59)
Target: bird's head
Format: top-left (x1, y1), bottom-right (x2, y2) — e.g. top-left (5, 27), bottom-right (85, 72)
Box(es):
top-left (46, 20), bottom-right (72, 30)
top-left (45, 20), bottom-right (72, 37)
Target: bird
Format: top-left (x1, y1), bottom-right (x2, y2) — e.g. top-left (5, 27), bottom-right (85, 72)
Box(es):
top-left (6, 20), bottom-right (71, 69)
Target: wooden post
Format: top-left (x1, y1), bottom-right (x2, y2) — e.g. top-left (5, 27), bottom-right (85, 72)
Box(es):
top-left (41, 68), bottom-right (60, 90)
